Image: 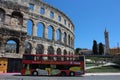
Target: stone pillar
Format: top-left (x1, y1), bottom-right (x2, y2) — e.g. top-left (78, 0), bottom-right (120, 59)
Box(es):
top-left (4, 14), bottom-right (11, 25)
top-left (53, 28), bottom-right (56, 41)
top-left (54, 47), bottom-right (57, 61)
top-left (31, 41), bottom-right (36, 54)
top-left (61, 32), bottom-right (64, 43)
top-left (44, 24), bottom-right (48, 39)
top-left (32, 21), bottom-right (37, 36)
top-left (44, 46), bottom-right (48, 54)
top-left (0, 39), bottom-right (6, 54)
top-left (19, 41), bottom-right (25, 55)
top-left (43, 46), bottom-right (48, 60)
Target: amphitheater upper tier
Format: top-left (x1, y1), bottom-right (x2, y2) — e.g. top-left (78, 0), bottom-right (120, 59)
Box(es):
top-left (0, 0), bottom-right (75, 59)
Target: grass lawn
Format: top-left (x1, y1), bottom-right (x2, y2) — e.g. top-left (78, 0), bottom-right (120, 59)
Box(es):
top-left (86, 66), bottom-right (120, 73)
top-left (86, 63), bottom-right (95, 67)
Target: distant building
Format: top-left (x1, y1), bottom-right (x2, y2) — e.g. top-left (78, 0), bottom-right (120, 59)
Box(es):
top-left (110, 47), bottom-right (120, 55)
top-left (104, 29), bottom-right (110, 55)
top-left (79, 49), bottom-right (93, 55)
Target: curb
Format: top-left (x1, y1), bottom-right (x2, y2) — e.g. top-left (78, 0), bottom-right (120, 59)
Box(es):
top-left (85, 73), bottom-right (120, 76)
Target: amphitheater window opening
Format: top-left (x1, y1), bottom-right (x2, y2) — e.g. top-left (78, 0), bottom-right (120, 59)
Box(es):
top-left (56, 29), bottom-right (61, 41)
top-left (47, 46), bottom-right (54, 60)
top-left (6, 40), bottom-right (17, 53)
top-left (63, 32), bottom-right (67, 44)
top-left (48, 25), bottom-right (54, 40)
top-left (37, 23), bottom-right (44, 37)
top-left (25, 42), bottom-right (32, 54)
top-left (27, 20), bottom-right (33, 35)
top-left (0, 8), bottom-right (5, 22)
top-left (29, 4), bottom-right (34, 11)
top-left (57, 48), bottom-right (61, 61)
top-left (36, 44), bottom-right (44, 54)
top-left (64, 19), bottom-right (66, 25)
top-left (68, 52), bottom-right (71, 60)
top-left (50, 11), bottom-right (54, 19)
top-left (63, 50), bottom-right (67, 61)
top-left (68, 35), bottom-right (70, 45)
top-left (71, 38), bottom-right (73, 46)
top-left (11, 11), bottom-right (23, 25)
top-left (58, 16), bottom-right (61, 22)
top-left (68, 23), bottom-right (70, 28)
top-left (36, 44), bottom-right (44, 60)
top-left (40, 7), bottom-right (45, 15)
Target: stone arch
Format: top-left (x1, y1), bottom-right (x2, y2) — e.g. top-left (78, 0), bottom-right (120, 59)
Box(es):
top-left (63, 32), bottom-right (67, 44)
top-left (47, 46), bottom-right (54, 60)
top-left (63, 49), bottom-right (67, 61)
top-left (68, 35), bottom-right (70, 46)
top-left (27, 19), bottom-right (33, 35)
top-left (56, 48), bottom-right (61, 61)
top-left (6, 40), bottom-right (16, 53)
top-left (37, 22), bottom-right (45, 37)
top-left (48, 25), bottom-right (54, 40)
top-left (11, 11), bottom-right (23, 25)
top-left (36, 44), bottom-right (44, 54)
top-left (24, 42), bottom-right (32, 54)
top-left (56, 29), bottom-right (61, 41)
top-left (6, 38), bottom-right (20, 53)
top-left (71, 37), bottom-right (74, 47)
top-left (40, 7), bottom-right (45, 15)
top-left (0, 8), bottom-right (5, 22)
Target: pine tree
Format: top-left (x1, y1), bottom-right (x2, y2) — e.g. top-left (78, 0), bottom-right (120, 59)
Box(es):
top-left (99, 43), bottom-right (104, 55)
top-left (92, 40), bottom-right (98, 55)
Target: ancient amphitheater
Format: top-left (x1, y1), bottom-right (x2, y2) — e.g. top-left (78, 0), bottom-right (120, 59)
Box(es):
top-left (0, 0), bottom-right (75, 73)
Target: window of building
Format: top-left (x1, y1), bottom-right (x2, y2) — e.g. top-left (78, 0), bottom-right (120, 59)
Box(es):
top-left (58, 16), bottom-right (61, 22)
top-left (0, 8), bottom-right (5, 22)
top-left (68, 23), bottom-right (70, 28)
top-left (29, 4), bottom-right (34, 11)
top-left (40, 7), bottom-right (45, 15)
top-left (50, 11), bottom-right (54, 18)
top-left (64, 19), bottom-right (66, 25)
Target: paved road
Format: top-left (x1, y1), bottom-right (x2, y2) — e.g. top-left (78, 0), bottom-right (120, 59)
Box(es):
top-left (0, 73), bottom-right (120, 80)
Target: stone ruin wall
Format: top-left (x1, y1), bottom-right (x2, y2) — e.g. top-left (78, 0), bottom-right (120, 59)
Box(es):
top-left (0, 0), bottom-right (75, 60)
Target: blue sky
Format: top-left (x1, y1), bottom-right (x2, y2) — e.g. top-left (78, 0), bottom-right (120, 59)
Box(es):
top-left (42, 0), bottom-right (120, 49)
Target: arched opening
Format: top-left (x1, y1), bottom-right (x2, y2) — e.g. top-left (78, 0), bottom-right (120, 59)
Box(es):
top-left (47, 46), bottom-right (54, 60)
top-left (63, 32), bottom-right (67, 44)
top-left (36, 44), bottom-right (44, 60)
top-left (71, 38), bottom-right (74, 47)
top-left (48, 25), bottom-right (54, 40)
top-left (56, 48), bottom-right (61, 61)
top-left (68, 35), bottom-right (70, 46)
top-left (27, 19), bottom-right (33, 35)
top-left (11, 11), bottom-right (23, 25)
top-left (37, 22), bottom-right (44, 37)
top-left (63, 50), bottom-right (67, 61)
top-left (40, 7), bottom-right (45, 15)
top-left (6, 39), bottom-right (19, 53)
top-left (36, 44), bottom-right (44, 54)
top-left (0, 8), bottom-right (5, 22)
top-left (56, 29), bottom-right (61, 41)
top-left (25, 42), bottom-right (32, 54)
top-left (50, 11), bottom-right (54, 18)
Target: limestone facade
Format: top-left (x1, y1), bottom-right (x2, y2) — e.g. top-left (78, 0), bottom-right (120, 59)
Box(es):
top-left (0, 0), bottom-right (75, 60)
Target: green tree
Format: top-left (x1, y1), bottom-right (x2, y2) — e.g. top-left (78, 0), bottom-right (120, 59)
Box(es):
top-left (98, 43), bottom-right (104, 55)
top-left (75, 48), bottom-right (82, 54)
top-left (92, 40), bottom-right (98, 55)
